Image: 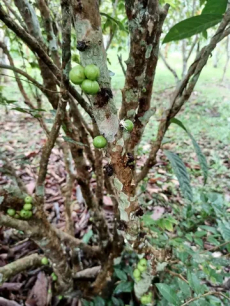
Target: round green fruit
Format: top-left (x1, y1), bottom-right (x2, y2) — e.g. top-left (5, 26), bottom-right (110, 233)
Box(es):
top-left (69, 65), bottom-right (85, 85)
top-left (41, 257), bottom-right (49, 265)
top-left (141, 294), bottom-right (152, 305)
top-left (137, 262), bottom-right (147, 273)
top-left (24, 196), bottom-right (33, 204)
top-left (7, 208), bottom-right (16, 217)
top-left (23, 203), bottom-right (32, 211)
top-left (20, 209), bottom-right (28, 218)
top-left (51, 273), bottom-right (58, 281)
top-left (133, 268), bottom-right (141, 279)
top-left (139, 258), bottom-right (147, 266)
top-left (81, 79), bottom-right (100, 95)
top-left (20, 210), bottom-right (32, 219)
top-left (84, 64), bottom-right (100, 81)
top-left (93, 136), bottom-right (107, 149)
top-left (58, 295), bottom-right (63, 300)
top-left (123, 120), bottom-right (134, 132)
top-left (134, 276), bottom-right (141, 282)
top-left (14, 214), bottom-right (20, 219)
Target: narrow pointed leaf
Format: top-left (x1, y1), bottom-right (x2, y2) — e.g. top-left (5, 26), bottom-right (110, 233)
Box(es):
top-left (164, 150), bottom-right (193, 202)
top-left (170, 118), bottom-right (208, 184)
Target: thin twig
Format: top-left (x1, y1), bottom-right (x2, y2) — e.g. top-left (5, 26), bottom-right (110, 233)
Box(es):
top-left (117, 54), bottom-right (126, 76)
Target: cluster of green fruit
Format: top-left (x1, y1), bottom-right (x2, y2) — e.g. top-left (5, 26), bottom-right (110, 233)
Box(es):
top-left (140, 292), bottom-right (153, 305)
top-left (7, 196), bottom-right (33, 220)
top-left (92, 119), bottom-right (134, 149)
top-left (69, 64), bottom-right (100, 95)
top-left (133, 258), bottom-right (148, 281)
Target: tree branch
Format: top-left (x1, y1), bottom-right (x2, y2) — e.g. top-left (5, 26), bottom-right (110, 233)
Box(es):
top-left (137, 7), bottom-right (230, 183)
top-left (0, 4), bottom-right (93, 116)
top-left (120, 1), bottom-right (169, 151)
top-left (0, 253), bottom-right (43, 284)
top-left (159, 50), bottom-right (179, 83)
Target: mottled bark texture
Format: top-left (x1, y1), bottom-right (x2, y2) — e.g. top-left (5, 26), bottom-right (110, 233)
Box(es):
top-left (120, 1), bottom-right (168, 152)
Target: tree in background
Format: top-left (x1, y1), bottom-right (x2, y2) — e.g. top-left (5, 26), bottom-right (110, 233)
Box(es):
top-left (0, 0), bottom-right (230, 305)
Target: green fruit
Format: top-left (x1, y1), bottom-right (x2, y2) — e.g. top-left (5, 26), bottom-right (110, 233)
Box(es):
top-left (69, 65), bottom-right (85, 85)
top-left (133, 268), bottom-right (141, 279)
top-left (20, 210), bottom-right (32, 219)
top-left (14, 214), bottom-right (20, 219)
top-left (41, 257), bottom-right (49, 265)
top-left (137, 262), bottom-right (147, 273)
top-left (7, 208), bottom-right (16, 217)
top-left (58, 295), bottom-right (63, 300)
top-left (84, 64), bottom-right (100, 81)
top-left (134, 276), bottom-right (141, 282)
top-left (23, 203), bottom-right (32, 211)
top-left (81, 79), bottom-right (100, 95)
top-left (139, 258), bottom-right (147, 266)
top-left (51, 273), bottom-right (58, 281)
top-left (20, 209), bottom-right (28, 218)
top-left (141, 294), bottom-right (152, 305)
top-left (24, 196), bottom-right (33, 204)
top-left (123, 119), bottom-right (134, 132)
top-left (93, 136), bottom-right (107, 149)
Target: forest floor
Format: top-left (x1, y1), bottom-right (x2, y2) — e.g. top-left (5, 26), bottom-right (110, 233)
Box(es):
top-left (0, 50), bottom-right (230, 305)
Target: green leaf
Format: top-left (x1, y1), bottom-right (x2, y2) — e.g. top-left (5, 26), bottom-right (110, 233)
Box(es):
top-left (194, 237), bottom-right (203, 248)
top-left (187, 272), bottom-right (206, 295)
top-left (114, 268), bottom-right (127, 281)
top-left (217, 220), bottom-right (230, 241)
top-left (163, 14), bottom-right (222, 43)
top-left (156, 283), bottom-right (180, 305)
top-left (164, 150), bottom-right (193, 202)
top-left (94, 296), bottom-right (105, 306)
top-left (163, 219), bottom-right (174, 232)
top-left (202, 0), bottom-right (227, 15)
top-left (170, 118), bottom-right (208, 184)
top-left (178, 279), bottom-right (191, 299)
top-left (100, 12), bottom-right (128, 33)
top-left (114, 281), bottom-right (133, 294)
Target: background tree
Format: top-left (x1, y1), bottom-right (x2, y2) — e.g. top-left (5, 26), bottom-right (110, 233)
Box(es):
top-left (0, 0), bottom-right (230, 305)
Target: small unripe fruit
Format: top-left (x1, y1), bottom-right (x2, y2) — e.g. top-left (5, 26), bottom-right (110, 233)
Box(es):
top-left (14, 214), bottom-right (20, 219)
top-left (41, 257), bottom-right (49, 265)
top-left (23, 203), bottom-right (32, 211)
top-left (20, 209), bottom-right (28, 218)
top-left (139, 258), bottom-right (147, 266)
top-left (134, 276), bottom-right (141, 282)
top-left (81, 79), bottom-right (100, 95)
top-left (51, 273), bottom-right (57, 281)
top-left (140, 294), bottom-right (151, 305)
top-left (133, 269), bottom-right (141, 279)
top-left (137, 262), bottom-right (147, 273)
top-left (58, 295), bottom-right (63, 300)
top-left (69, 65), bottom-right (85, 85)
top-left (93, 136), bottom-right (107, 149)
top-left (24, 196), bottom-right (33, 204)
top-left (123, 120), bottom-right (134, 132)
top-left (20, 210), bottom-right (32, 219)
top-left (7, 208), bottom-right (16, 217)
top-left (84, 64), bottom-right (100, 81)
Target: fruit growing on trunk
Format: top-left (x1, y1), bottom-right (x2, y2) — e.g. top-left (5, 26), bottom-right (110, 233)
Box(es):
top-left (93, 136), bottom-right (107, 149)
top-left (69, 65), bottom-right (85, 85)
top-left (81, 79), bottom-right (100, 95)
top-left (84, 64), bottom-right (100, 81)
